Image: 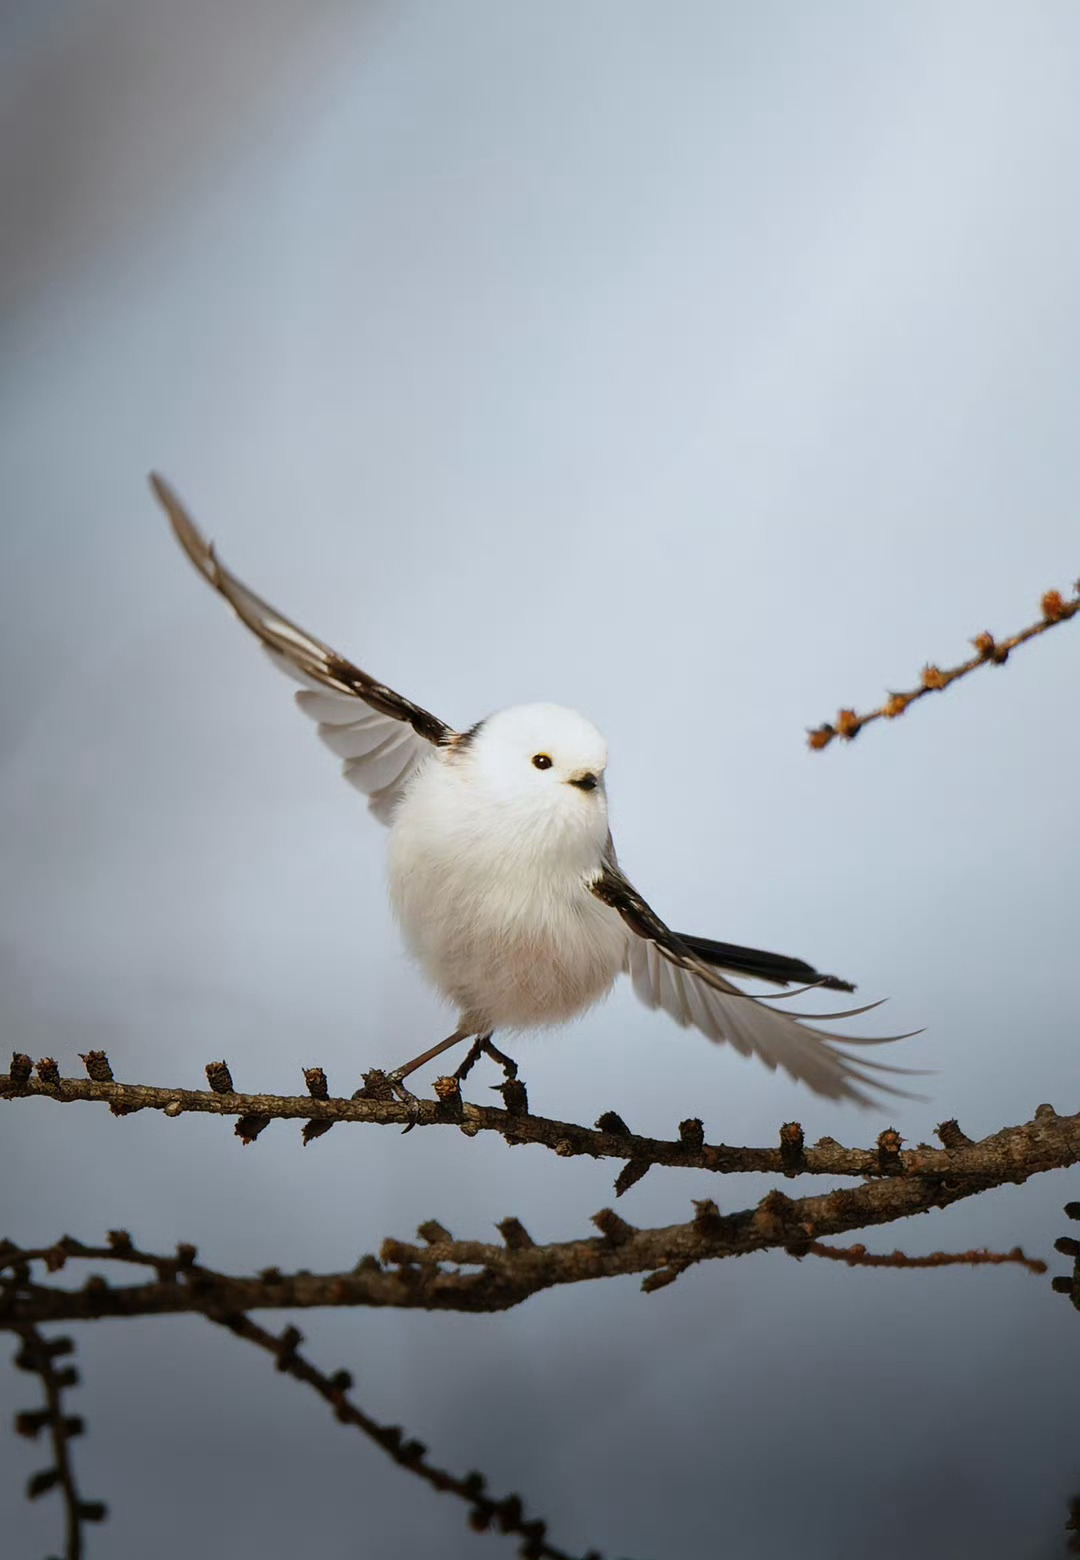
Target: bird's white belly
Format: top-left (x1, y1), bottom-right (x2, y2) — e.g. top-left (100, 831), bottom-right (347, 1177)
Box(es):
top-left (387, 771), bottom-right (627, 1032)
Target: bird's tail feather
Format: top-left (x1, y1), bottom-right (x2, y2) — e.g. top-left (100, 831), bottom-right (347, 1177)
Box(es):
top-left (675, 933), bottom-right (856, 993)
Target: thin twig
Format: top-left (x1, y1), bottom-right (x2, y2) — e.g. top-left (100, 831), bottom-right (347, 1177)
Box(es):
top-left (9, 1325), bottom-right (106, 1559)
top-left (796, 1240), bottom-right (1046, 1274)
top-left (211, 1311), bottom-right (597, 1560)
top-left (807, 582), bottom-right (1080, 749)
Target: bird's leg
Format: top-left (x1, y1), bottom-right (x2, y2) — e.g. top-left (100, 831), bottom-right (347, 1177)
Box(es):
top-left (452, 1034), bottom-right (489, 1082)
top-left (480, 1036), bottom-right (519, 1080)
top-left (453, 1033), bottom-right (522, 1092)
top-left (389, 1025), bottom-right (475, 1083)
top-left (355, 1025), bottom-right (474, 1126)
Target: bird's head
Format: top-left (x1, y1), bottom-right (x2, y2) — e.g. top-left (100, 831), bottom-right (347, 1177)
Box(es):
top-left (462, 703), bottom-right (610, 849)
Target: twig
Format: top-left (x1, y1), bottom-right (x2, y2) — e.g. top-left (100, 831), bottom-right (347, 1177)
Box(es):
top-left (2, 1239), bottom-right (594, 1556)
top-left (211, 1311), bottom-right (597, 1560)
top-left (9, 1325), bottom-right (106, 1559)
top-left (795, 1240), bottom-right (1046, 1274)
top-left (6, 1056), bottom-right (1076, 1198)
top-left (807, 582), bottom-right (1080, 749)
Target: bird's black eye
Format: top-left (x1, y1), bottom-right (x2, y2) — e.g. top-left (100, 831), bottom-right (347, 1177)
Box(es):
top-left (532, 753), bottom-right (553, 770)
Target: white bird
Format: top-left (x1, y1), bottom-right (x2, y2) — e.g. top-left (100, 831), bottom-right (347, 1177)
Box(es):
top-left (151, 474), bottom-right (918, 1106)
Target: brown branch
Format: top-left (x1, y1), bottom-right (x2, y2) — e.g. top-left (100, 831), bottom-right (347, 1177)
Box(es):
top-left (807, 581), bottom-right (1080, 749)
top-left (797, 1240), bottom-right (1047, 1274)
top-left (9, 1326), bottom-right (106, 1559)
top-left (2, 1094), bottom-right (1069, 1328)
top-left (3, 1237), bottom-right (596, 1556)
top-left (212, 1311), bottom-right (597, 1560)
top-left (7, 1056), bottom-right (1076, 1198)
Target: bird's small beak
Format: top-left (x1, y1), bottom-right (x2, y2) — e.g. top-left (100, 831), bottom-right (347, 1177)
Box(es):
top-left (568, 772), bottom-right (598, 791)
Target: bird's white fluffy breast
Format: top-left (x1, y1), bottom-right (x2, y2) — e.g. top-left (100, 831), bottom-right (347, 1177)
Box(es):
top-left (386, 741), bottom-right (627, 1032)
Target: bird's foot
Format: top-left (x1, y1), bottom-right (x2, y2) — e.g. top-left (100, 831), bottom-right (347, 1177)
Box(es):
top-left (454, 1036), bottom-right (528, 1114)
top-left (453, 1034), bottom-right (516, 1081)
top-left (352, 1068), bottom-right (422, 1132)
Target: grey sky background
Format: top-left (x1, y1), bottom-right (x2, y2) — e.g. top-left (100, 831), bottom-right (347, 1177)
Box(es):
top-left (2, 3), bottom-right (1079, 1556)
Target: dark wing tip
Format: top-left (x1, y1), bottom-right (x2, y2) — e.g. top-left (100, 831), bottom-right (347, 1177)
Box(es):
top-left (149, 471), bottom-right (454, 750)
top-left (813, 973), bottom-right (856, 995)
top-left (149, 471), bottom-right (219, 586)
top-left (676, 933), bottom-right (857, 994)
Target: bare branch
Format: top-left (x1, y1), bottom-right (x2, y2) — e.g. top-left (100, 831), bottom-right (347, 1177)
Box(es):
top-left (4, 1135), bottom-right (1072, 1556)
top-left (3, 1235), bottom-right (595, 1557)
top-left (9, 1326), bottom-right (106, 1558)
top-left (212, 1311), bottom-right (597, 1560)
top-left (1, 1099), bottom-right (1067, 1328)
top-left (7, 1058), bottom-right (1078, 1199)
top-left (807, 581), bottom-right (1080, 749)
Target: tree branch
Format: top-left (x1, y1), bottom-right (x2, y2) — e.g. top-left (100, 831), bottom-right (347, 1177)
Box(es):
top-left (2, 1095), bottom-right (1068, 1327)
top-left (9, 1326), bottom-right (106, 1558)
top-left (6, 1057), bottom-right (1078, 1200)
top-left (807, 581), bottom-right (1080, 749)
top-left (211, 1310), bottom-right (598, 1560)
top-left (4, 1135), bottom-right (1071, 1558)
top-left (4, 1239), bottom-right (596, 1558)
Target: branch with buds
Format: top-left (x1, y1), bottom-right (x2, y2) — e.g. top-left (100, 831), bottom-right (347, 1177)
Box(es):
top-left (0, 1197), bottom-right (1062, 1560)
top-left (6, 1071), bottom-right (1078, 1557)
top-left (3, 1294), bottom-right (586, 1560)
top-left (807, 582), bottom-right (1080, 749)
top-left (6, 1054), bottom-right (1080, 1201)
top-left (0, 1120), bottom-right (1061, 1327)
top-left (214, 1311), bottom-right (589, 1560)
top-left (8, 1325), bottom-right (105, 1560)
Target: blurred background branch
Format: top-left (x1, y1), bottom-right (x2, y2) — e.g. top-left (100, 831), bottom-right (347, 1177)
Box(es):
top-left (808, 582), bottom-right (1080, 749)
top-left (4, 1296), bottom-right (590, 1560)
top-left (212, 1310), bottom-right (596, 1560)
top-left (8, 1325), bottom-right (105, 1560)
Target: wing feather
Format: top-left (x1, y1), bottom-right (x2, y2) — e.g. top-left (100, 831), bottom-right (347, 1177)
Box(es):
top-left (151, 473), bottom-right (451, 824)
top-left (592, 861), bottom-right (922, 1106)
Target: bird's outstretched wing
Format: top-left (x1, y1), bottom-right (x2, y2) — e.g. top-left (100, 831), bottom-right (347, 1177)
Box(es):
top-left (589, 860), bottom-right (920, 1105)
top-left (151, 474), bottom-right (451, 823)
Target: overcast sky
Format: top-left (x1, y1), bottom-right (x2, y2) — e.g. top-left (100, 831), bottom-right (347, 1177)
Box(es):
top-left (3, 4), bottom-right (1080, 1557)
